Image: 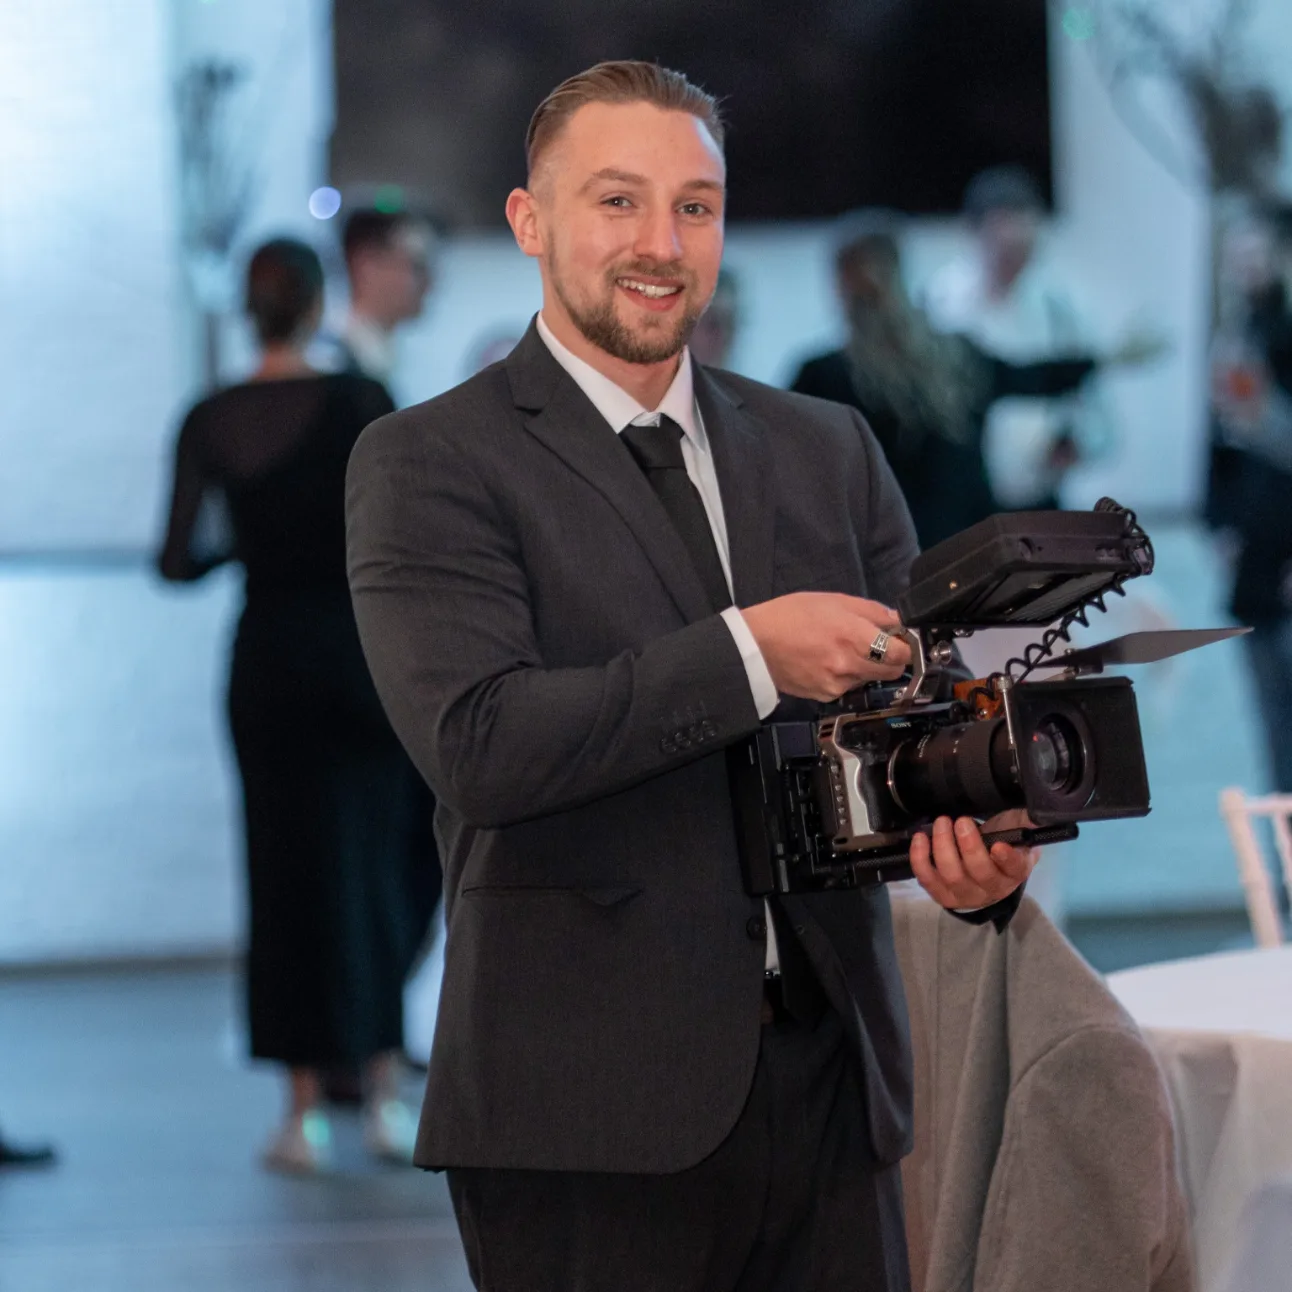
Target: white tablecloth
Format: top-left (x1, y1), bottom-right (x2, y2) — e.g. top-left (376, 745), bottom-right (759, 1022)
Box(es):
top-left (1107, 947), bottom-right (1292, 1292)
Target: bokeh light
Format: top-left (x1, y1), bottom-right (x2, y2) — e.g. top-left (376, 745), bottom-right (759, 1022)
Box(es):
top-left (308, 185), bottom-right (342, 220)
top-left (373, 183), bottom-right (405, 213)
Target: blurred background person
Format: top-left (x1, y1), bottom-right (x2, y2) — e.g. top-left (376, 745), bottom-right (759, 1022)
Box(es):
top-left (322, 207), bottom-right (437, 389)
top-left (157, 238), bottom-right (418, 1173)
top-left (688, 266), bottom-right (741, 367)
top-left (923, 166), bottom-right (1147, 512)
top-left (1208, 202), bottom-right (1292, 793)
top-left (789, 211), bottom-right (1153, 549)
top-left (322, 204), bottom-right (445, 1094)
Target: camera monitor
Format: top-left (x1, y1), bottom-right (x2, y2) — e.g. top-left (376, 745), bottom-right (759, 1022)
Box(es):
top-left (899, 509), bottom-right (1153, 629)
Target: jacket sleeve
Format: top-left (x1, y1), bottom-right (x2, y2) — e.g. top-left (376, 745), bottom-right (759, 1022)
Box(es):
top-left (345, 412), bottom-right (762, 830)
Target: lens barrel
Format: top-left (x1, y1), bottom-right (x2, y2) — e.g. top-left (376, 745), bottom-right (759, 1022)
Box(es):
top-left (887, 717), bottom-right (1021, 822)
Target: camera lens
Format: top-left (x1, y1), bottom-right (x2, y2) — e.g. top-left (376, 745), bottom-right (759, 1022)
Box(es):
top-left (1030, 716), bottom-right (1082, 794)
top-left (887, 717), bottom-right (1022, 822)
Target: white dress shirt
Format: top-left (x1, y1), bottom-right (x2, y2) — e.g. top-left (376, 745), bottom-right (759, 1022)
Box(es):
top-left (535, 314), bottom-right (782, 970)
top-left (343, 312), bottom-right (397, 384)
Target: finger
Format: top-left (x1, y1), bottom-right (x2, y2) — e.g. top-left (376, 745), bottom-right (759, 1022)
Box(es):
top-left (932, 817), bottom-right (996, 907)
top-left (989, 842), bottom-right (1037, 884)
top-left (909, 829), bottom-right (958, 908)
top-left (843, 597), bottom-right (902, 627)
top-left (845, 626), bottom-right (913, 672)
top-left (952, 816), bottom-right (1000, 890)
top-left (928, 816), bottom-right (970, 889)
top-left (982, 807), bottom-right (1033, 835)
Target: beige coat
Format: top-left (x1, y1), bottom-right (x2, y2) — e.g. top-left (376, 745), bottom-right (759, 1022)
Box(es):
top-left (893, 893), bottom-right (1194, 1292)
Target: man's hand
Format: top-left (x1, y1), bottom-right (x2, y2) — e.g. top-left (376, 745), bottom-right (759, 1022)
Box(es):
top-left (908, 807), bottom-right (1038, 912)
top-left (741, 593), bottom-right (912, 702)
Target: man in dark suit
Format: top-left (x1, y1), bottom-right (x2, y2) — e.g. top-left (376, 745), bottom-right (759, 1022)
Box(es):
top-left (346, 60), bottom-right (1034, 1292)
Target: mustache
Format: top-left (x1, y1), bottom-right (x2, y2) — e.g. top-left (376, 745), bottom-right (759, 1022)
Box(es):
top-left (608, 260), bottom-right (694, 284)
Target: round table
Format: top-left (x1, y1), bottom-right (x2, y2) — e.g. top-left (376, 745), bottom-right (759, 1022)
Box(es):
top-left (1107, 946), bottom-right (1292, 1292)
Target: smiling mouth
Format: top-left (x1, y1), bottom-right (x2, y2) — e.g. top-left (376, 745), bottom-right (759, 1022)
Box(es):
top-left (617, 277), bottom-right (683, 299)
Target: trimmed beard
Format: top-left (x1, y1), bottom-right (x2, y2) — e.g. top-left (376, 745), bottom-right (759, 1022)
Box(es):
top-left (552, 256), bottom-right (703, 365)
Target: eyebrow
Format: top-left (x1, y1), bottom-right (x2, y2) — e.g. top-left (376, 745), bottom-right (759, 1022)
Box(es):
top-left (578, 168), bottom-right (725, 196)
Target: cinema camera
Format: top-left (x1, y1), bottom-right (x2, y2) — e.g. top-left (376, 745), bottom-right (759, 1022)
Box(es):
top-left (729, 499), bottom-right (1247, 895)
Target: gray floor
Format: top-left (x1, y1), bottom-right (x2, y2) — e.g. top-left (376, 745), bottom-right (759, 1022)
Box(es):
top-left (0, 966), bottom-right (472, 1291)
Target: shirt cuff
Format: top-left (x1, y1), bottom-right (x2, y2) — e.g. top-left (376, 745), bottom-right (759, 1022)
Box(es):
top-left (720, 606), bottom-right (779, 719)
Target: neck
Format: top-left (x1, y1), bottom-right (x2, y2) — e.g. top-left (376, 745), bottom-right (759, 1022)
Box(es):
top-left (253, 343), bottom-right (314, 381)
top-left (983, 256), bottom-right (1024, 302)
top-left (540, 305), bottom-right (681, 410)
top-left (350, 303), bottom-right (394, 336)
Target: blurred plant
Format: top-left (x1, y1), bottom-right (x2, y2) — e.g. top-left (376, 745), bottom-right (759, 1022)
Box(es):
top-left (175, 59), bottom-right (256, 390)
top-left (1067, 0), bottom-right (1286, 198)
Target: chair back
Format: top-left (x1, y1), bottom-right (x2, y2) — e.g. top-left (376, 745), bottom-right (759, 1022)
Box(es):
top-left (1219, 788), bottom-right (1292, 948)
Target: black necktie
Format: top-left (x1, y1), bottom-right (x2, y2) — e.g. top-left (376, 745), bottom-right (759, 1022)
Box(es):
top-left (620, 416), bottom-right (732, 613)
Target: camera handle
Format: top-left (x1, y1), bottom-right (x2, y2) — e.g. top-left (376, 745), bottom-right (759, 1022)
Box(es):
top-left (977, 822), bottom-right (1079, 851)
top-left (845, 821), bottom-right (1081, 889)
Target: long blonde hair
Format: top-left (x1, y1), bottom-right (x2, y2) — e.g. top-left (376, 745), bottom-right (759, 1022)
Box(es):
top-left (836, 215), bottom-right (985, 450)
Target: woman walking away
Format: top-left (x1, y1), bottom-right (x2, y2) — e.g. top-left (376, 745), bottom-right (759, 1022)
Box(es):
top-left (158, 239), bottom-right (418, 1173)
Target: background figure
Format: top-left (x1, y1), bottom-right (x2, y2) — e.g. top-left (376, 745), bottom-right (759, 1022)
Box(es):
top-left (327, 207), bottom-right (445, 1051)
top-left (789, 211), bottom-right (1124, 549)
top-left (922, 166), bottom-right (1115, 511)
top-left (157, 238), bottom-right (417, 1173)
top-left (325, 208), bottom-right (437, 388)
top-left (687, 266), bottom-right (740, 367)
top-left (1208, 203), bottom-right (1292, 793)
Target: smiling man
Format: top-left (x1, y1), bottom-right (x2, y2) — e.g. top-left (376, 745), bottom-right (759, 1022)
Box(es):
top-left (346, 61), bottom-right (1033, 1292)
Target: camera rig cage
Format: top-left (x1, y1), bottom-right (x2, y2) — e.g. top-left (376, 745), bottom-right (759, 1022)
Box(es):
top-left (729, 499), bottom-right (1248, 895)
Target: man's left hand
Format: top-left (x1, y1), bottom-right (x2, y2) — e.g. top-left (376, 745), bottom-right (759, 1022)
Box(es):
top-left (908, 808), bottom-right (1038, 912)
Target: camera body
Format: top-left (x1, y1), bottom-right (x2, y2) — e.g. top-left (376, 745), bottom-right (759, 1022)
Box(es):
top-left (729, 674), bottom-right (1148, 894)
top-left (728, 503), bottom-right (1234, 896)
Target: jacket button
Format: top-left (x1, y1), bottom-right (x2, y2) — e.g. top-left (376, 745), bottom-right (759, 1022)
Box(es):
top-left (746, 915), bottom-right (766, 940)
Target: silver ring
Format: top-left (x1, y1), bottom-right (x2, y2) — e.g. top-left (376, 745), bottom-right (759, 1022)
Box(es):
top-left (868, 630), bottom-right (891, 664)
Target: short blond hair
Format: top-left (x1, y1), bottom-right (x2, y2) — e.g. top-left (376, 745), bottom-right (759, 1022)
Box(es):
top-left (525, 60), bottom-right (725, 181)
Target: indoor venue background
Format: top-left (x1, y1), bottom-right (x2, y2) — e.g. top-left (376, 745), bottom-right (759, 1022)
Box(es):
top-left (2, 0), bottom-right (1290, 1288)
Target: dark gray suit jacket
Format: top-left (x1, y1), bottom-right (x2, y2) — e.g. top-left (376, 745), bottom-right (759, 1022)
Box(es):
top-left (345, 320), bottom-right (925, 1174)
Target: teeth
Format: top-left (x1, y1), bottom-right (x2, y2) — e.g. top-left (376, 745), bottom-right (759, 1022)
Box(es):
top-left (619, 279), bottom-right (681, 299)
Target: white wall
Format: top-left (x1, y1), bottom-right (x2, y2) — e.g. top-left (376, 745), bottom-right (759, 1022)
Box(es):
top-left (0, 0), bottom-right (187, 552)
top-left (0, 0), bottom-right (333, 964)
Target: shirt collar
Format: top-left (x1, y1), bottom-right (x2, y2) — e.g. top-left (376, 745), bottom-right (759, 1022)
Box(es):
top-left (345, 312), bottom-right (395, 382)
top-left (535, 312), bottom-right (703, 445)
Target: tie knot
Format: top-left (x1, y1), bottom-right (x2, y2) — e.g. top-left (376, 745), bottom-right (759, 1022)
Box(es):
top-left (620, 417), bottom-right (686, 474)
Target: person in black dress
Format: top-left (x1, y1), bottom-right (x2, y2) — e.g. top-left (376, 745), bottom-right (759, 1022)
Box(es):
top-left (158, 239), bottom-right (418, 1172)
top-left (790, 212), bottom-right (1160, 549)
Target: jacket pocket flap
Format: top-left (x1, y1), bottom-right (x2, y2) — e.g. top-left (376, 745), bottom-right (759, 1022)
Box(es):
top-left (461, 883), bottom-right (641, 908)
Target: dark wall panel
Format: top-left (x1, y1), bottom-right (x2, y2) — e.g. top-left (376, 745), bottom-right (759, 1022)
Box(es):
top-left (331, 0), bottom-right (1051, 226)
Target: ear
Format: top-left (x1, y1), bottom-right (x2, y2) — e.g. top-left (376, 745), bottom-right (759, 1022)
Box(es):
top-left (506, 188), bottom-right (543, 259)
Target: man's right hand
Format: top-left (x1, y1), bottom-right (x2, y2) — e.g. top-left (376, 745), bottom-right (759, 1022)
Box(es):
top-left (740, 593), bottom-right (912, 702)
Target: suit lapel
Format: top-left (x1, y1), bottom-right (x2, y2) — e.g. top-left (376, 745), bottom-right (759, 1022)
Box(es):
top-left (695, 365), bottom-right (776, 608)
top-left (505, 323), bottom-right (716, 624)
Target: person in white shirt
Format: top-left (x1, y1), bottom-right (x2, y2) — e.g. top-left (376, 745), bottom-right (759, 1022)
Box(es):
top-left (923, 166), bottom-right (1112, 510)
top-left (331, 208), bottom-right (437, 388)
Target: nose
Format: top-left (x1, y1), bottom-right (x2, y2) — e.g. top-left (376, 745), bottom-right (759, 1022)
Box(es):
top-left (633, 205), bottom-right (683, 265)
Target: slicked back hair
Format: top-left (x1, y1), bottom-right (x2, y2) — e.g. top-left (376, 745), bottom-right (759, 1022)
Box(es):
top-left (525, 60), bottom-right (725, 183)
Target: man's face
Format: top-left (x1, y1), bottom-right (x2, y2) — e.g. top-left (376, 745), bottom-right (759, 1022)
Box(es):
top-left (977, 207), bottom-right (1040, 282)
top-left (355, 222), bottom-right (434, 326)
top-left (511, 101), bottom-right (726, 366)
